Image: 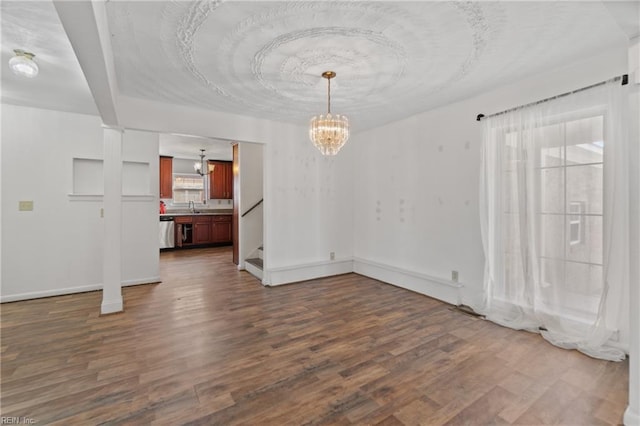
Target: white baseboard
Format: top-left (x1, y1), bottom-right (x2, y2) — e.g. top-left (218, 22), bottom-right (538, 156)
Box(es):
top-left (122, 276), bottom-right (161, 287)
top-left (1, 284), bottom-right (103, 303)
top-left (264, 258), bottom-right (353, 286)
top-left (101, 297), bottom-right (123, 314)
top-left (261, 257), bottom-right (462, 307)
top-left (625, 405), bottom-right (640, 426)
top-left (353, 257), bottom-right (463, 305)
top-left (1, 276), bottom-right (161, 303)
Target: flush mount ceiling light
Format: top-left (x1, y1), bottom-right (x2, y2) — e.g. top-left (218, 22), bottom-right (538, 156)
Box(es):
top-left (194, 149), bottom-right (215, 176)
top-left (9, 49), bottom-right (39, 78)
top-left (309, 71), bottom-right (349, 156)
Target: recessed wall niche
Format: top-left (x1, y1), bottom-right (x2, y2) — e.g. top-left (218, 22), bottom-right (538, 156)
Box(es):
top-left (122, 161), bottom-right (150, 196)
top-left (71, 158), bottom-right (151, 196)
top-left (72, 158), bottom-right (103, 195)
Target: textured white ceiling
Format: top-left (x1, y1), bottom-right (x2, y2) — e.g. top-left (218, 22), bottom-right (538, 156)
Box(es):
top-left (0, 1), bottom-right (98, 115)
top-left (0, 1), bottom-right (631, 134)
top-left (106, 1), bottom-right (627, 131)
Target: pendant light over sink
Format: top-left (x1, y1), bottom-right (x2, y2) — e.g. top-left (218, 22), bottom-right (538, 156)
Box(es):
top-left (309, 71), bottom-right (349, 156)
top-left (194, 149), bottom-right (211, 176)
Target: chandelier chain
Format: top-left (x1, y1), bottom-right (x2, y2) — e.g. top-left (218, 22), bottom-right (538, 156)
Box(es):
top-left (327, 77), bottom-right (331, 114)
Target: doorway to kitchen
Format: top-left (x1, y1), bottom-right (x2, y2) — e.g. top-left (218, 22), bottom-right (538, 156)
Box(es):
top-left (158, 133), bottom-right (265, 283)
top-left (159, 133), bottom-right (234, 253)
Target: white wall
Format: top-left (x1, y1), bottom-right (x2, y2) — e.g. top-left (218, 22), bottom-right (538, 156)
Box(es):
top-left (121, 129), bottom-right (160, 286)
top-left (1, 105), bottom-right (105, 300)
top-left (625, 36), bottom-right (640, 426)
top-left (0, 105), bottom-right (159, 301)
top-left (172, 157), bottom-right (200, 175)
top-left (238, 142), bottom-right (263, 268)
top-left (353, 48), bottom-right (628, 307)
top-left (0, 102), bottom-right (3, 296)
top-left (262, 123), bottom-right (355, 285)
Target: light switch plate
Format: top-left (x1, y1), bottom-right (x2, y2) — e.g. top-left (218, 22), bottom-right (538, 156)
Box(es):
top-left (19, 201), bottom-right (34, 211)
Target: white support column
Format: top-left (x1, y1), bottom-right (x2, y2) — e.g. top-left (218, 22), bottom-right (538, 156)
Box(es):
top-left (101, 126), bottom-right (124, 314)
top-left (625, 35), bottom-right (640, 426)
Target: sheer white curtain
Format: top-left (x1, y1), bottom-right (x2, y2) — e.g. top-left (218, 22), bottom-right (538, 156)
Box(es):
top-left (478, 79), bottom-right (629, 361)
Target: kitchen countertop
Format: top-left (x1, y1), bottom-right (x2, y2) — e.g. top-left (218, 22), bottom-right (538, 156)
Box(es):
top-left (160, 210), bottom-right (232, 217)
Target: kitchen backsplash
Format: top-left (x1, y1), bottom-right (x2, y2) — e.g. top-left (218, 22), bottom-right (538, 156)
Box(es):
top-left (160, 198), bottom-right (233, 212)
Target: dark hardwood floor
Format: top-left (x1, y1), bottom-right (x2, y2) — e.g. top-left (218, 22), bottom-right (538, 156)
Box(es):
top-left (1, 247), bottom-right (628, 425)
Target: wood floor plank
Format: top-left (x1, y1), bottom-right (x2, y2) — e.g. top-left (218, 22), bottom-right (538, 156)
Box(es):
top-left (0, 246), bottom-right (629, 425)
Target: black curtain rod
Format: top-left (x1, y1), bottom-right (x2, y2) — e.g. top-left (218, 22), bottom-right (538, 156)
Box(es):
top-left (476, 74), bottom-right (628, 121)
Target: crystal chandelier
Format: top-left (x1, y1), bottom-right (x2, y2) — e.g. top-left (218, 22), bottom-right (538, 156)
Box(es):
top-left (309, 71), bottom-right (349, 156)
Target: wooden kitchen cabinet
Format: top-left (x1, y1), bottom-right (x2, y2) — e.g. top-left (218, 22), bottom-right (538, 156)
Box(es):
top-left (173, 215), bottom-right (231, 247)
top-left (212, 215), bottom-right (232, 243)
top-left (174, 215), bottom-right (192, 247)
top-left (193, 215), bottom-right (212, 244)
top-left (159, 156), bottom-right (173, 199)
top-left (209, 161), bottom-right (233, 199)
top-left (174, 216), bottom-right (192, 224)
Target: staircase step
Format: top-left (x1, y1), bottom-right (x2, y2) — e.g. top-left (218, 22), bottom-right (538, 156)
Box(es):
top-left (245, 258), bottom-right (263, 269)
top-left (245, 257), bottom-right (263, 281)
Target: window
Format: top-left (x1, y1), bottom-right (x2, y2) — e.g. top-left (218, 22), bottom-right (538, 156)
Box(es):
top-left (481, 79), bottom-right (627, 360)
top-left (568, 201), bottom-right (584, 245)
top-left (503, 115), bottom-right (604, 320)
top-left (539, 116), bottom-right (603, 312)
top-left (172, 174), bottom-right (205, 203)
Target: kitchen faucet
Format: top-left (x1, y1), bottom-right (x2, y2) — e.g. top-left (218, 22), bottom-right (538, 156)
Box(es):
top-left (189, 200), bottom-right (195, 213)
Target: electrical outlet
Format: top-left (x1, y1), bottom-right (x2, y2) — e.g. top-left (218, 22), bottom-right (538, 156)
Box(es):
top-left (330, 252), bottom-right (335, 261)
top-left (18, 200), bottom-right (33, 211)
top-left (451, 270), bottom-right (459, 283)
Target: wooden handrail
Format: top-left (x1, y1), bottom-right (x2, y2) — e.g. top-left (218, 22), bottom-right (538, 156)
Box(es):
top-left (241, 198), bottom-right (263, 218)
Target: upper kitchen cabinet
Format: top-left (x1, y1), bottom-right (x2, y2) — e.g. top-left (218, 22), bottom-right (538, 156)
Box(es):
top-left (209, 160), bottom-right (233, 199)
top-left (159, 156), bottom-right (173, 199)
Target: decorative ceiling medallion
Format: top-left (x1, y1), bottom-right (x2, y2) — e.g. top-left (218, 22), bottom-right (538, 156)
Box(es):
top-left (172, 1), bottom-right (488, 127)
top-left (176, 0), bottom-right (227, 97)
top-left (251, 26), bottom-right (408, 95)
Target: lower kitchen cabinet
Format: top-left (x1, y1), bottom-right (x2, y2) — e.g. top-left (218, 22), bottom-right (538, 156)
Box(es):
top-left (174, 216), bottom-right (193, 247)
top-left (193, 216), bottom-right (212, 244)
top-left (212, 215), bottom-right (232, 243)
top-left (173, 215), bottom-right (232, 247)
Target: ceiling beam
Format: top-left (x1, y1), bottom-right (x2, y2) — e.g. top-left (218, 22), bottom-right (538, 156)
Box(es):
top-left (53, 0), bottom-right (119, 126)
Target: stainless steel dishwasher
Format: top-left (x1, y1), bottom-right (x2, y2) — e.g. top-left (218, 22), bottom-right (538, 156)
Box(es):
top-left (159, 216), bottom-right (175, 249)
